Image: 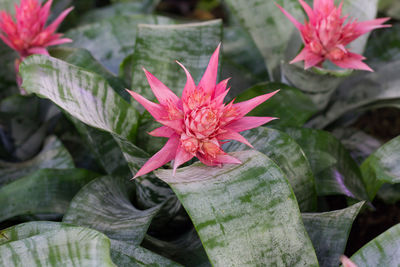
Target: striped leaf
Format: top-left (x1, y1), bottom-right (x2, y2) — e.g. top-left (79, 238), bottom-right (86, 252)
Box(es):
top-left (284, 127), bottom-right (369, 200)
top-left (302, 202), bottom-right (365, 267)
top-left (63, 175), bottom-right (161, 244)
top-left (0, 221), bottom-right (115, 266)
top-left (0, 168), bottom-right (99, 222)
top-left (223, 0), bottom-right (304, 79)
top-left (155, 150), bottom-right (319, 266)
top-left (131, 20), bottom-right (222, 102)
top-left (350, 223), bottom-right (400, 266)
top-left (223, 127), bottom-right (317, 211)
top-left (110, 239), bottom-right (182, 267)
top-left (361, 135), bottom-right (400, 200)
top-left (0, 135), bottom-right (74, 186)
top-left (234, 82), bottom-right (318, 127)
top-left (65, 15), bottom-right (174, 74)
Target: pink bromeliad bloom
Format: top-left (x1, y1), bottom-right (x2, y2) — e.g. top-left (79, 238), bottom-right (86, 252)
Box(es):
top-left (127, 45), bottom-right (278, 178)
top-left (276, 0), bottom-right (391, 71)
top-left (0, 0), bottom-right (73, 59)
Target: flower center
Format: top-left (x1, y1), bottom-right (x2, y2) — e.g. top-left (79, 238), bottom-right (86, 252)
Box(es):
top-left (327, 47), bottom-right (346, 61)
top-left (181, 134), bottom-right (199, 155)
top-left (185, 106), bottom-right (220, 139)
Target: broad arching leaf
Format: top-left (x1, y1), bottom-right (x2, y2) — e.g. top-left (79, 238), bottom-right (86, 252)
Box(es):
top-left (0, 136), bottom-right (74, 186)
top-left (223, 127), bottom-right (317, 211)
top-left (0, 168), bottom-right (99, 222)
top-left (350, 223), bottom-right (400, 266)
top-left (302, 202), bottom-right (365, 267)
top-left (361, 135), bottom-right (400, 200)
top-left (0, 221), bottom-right (115, 266)
top-left (155, 150), bottom-right (319, 266)
top-left (65, 15), bottom-right (174, 74)
top-left (284, 127), bottom-right (369, 201)
top-left (234, 82), bottom-right (318, 127)
top-left (131, 20), bottom-right (222, 101)
top-left (63, 175), bottom-right (161, 244)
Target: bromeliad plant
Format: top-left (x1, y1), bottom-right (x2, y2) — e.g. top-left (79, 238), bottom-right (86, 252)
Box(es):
top-left (128, 45), bottom-right (278, 177)
top-left (1, 0), bottom-right (400, 266)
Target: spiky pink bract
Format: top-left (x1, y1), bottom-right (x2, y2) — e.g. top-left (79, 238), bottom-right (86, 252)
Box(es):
top-left (127, 44), bottom-right (279, 178)
top-left (0, 0), bottom-right (73, 59)
top-left (276, 0), bottom-right (391, 71)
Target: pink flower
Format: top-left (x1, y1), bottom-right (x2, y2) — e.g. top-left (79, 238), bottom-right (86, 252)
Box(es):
top-left (276, 0), bottom-right (391, 71)
top-left (127, 44), bottom-right (278, 178)
top-left (0, 0), bottom-right (73, 59)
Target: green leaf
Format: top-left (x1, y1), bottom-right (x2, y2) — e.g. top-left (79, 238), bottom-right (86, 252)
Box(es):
top-left (350, 223), bottom-right (400, 266)
top-left (79, 1), bottom-right (161, 24)
top-left (307, 60), bottom-right (400, 129)
top-left (63, 175), bottom-right (161, 244)
top-left (131, 20), bottom-right (222, 102)
top-left (365, 23), bottom-right (400, 64)
top-left (65, 15), bottom-right (174, 74)
top-left (223, 127), bottom-right (317, 211)
top-left (284, 127), bottom-right (369, 200)
top-left (0, 221), bottom-right (116, 266)
top-left (223, 0), bottom-right (304, 79)
top-left (110, 239), bottom-right (182, 267)
top-left (302, 201), bottom-right (365, 267)
top-left (222, 26), bottom-right (270, 94)
top-left (0, 136), bottom-right (74, 186)
top-left (0, 168), bottom-right (99, 222)
top-left (360, 135), bottom-right (400, 200)
top-left (234, 82), bottom-right (318, 127)
top-left (155, 150), bottom-right (319, 266)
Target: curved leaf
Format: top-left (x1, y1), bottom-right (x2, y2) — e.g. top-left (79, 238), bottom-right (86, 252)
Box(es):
top-left (234, 82), bottom-right (318, 127)
top-left (0, 136), bottom-right (74, 186)
top-left (63, 175), bottom-right (161, 244)
top-left (66, 14), bottom-right (174, 74)
top-left (155, 150), bottom-right (319, 266)
top-left (110, 239), bottom-right (182, 267)
top-left (284, 127), bottom-right (369, 200)
top-left (361, 135), bottom-right (400, 200)
top-left (223, 127), bottom-right (317, 211)
top-left (0, 168), bottom-right (99, 222)
top-left (0, 221), bottom-right (115, 266)
top-left (350, 223), bottom-right (400, 266)
top-left (302, 202), bottom-right (365, 267)
top-left (131, 20), bottom-right (222, 101)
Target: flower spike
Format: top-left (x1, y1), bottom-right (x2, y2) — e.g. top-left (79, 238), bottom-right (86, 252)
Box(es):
top-left (277, 0), bottom-right (391, 71)
top-left (0, 0), bottom-right (73, 59)
top-left (128, 45), bottom-right (279, 178)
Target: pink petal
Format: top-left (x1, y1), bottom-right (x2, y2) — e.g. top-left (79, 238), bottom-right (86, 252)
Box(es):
top-left (157, 119), bottom-right (183, 133)
top-left (45, 6), bottom-right (73, 34)
top-left (214, 78), bottom-right (230, 98)
top-left (134, 135), bottom-right (180, 178)
top-left (177, 61), bottom-right (196, 107)
top-left (290, 48), bottom-right (309, 64)
top-left (197, 152), bottom-right (241, 166)
top-left (148, 126), bottom-right (175, 137)
top-left (355, 17), bottom-right (391, 36)
top-left (276, 3), bottom-right (303, 30)
top-left (46, 37), bottom-right (72, 46)
top-left (39, 0), bottom-right (52, 27)
top-left (173, 146), bottom-right (194, 174)
top-left (340, 256), bottom-right (358, 267)
top-left (299, 0), bottom-right (315, 23)
top-left (143, 68), bottom-right (180, 106)
top-left (330, 52), bottom-right (373, 72)
top-left (126, 89), bottom-right (166, 120)
top-left (217, 130), bottom-right (253, 148)
top-left (27, 47), bottom-right (49, 55)
top-left (233, 90), bottom-right (279, 117)
top-left (198, 43), bottom-right (221, 96)
top-left (0, 34), bottom-right (17, 50)
top-left (226, 117), bottom-right (278, 132)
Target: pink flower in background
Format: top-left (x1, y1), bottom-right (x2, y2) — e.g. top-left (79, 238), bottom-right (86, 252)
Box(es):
top-left (276, 0), bottom-right (391, 71)
top-left (0, 0), bottom-right (73, 59)
top-left (127, 44), bottom-right (278, 178)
